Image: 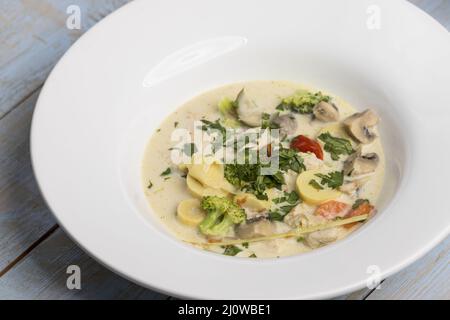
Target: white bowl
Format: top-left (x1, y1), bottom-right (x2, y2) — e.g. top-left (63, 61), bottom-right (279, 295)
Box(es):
top-left (31, 0), bottom-right (450, 299)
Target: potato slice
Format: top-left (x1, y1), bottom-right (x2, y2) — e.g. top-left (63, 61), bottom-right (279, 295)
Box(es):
top-left (186, 174), bottom-right (228, 198)
top-left (234, 193), bottom-right (271, 211)
top-left (296, 170), bottom-right (341, 205)
top-left (177, 198), bottom-right (205, 226)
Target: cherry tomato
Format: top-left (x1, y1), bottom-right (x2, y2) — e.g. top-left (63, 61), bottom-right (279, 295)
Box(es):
top-left (290, 135), bottom-right (324, 160)
top-left (315, 200), bottom-right (350, 219)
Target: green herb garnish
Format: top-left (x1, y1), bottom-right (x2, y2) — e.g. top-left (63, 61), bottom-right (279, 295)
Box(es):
top-left (278, 147), bottom-right (306, 173)
top-left (268, 211), bottom-right (285, 222)
top-left (147, 180), bottom-right (153, 189)
top-left (224, 160), bottom-right (286, 201)
top-left (249, 253), bottom-right (257, 258)
top-left (242, 242), bottom-right (249, 249)
top-left (309, 179), bottom-right (324, 190)
top-left (200, 119), bottom-right (228, 144)
top-left (286, 190), bottom-right (299, 204)
top-left (223, 245), bottom-right (242, 256)
top-left (269, 191), bottom-right (300, 221)
top-left (160, 168), bottom-right (172, 176)
top-left (318, 132), bottom-right (354, 160)
top-left (315, 171), bottom-right (344, 189)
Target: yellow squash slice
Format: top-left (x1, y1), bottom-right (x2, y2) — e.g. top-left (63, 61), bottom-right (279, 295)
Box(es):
top-left (186, 156), bottom-right (224, 188)
top-left (296, 169), bottom-right (341, 205)
top-left (177, 198), bottom-right (205, 226)
top-left (186, 174), bottom-right (228, 198)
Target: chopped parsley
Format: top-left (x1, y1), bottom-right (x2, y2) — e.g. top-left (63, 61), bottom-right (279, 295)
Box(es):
top-left (223, 245), bottom-right (242, 256)
top-left (147, 180), bottom-right (153, 189)
top-left (315, 171), bottom-right (344, 189)
top-left (278, 147), bottom-right (306, 173)
top-left (271, 191), bottom-right (296, 205)
top-left (268, 211), bottom-right (285, 222)
top-left (160, 167), bottom-right (172, 177)
top-left (242, 242), bottom-right (249, 249)
top-left (318, 132), bottom-right (354, 160)
top-left (174, 121), bottom-right (179, 128)
top-left (246, 173), bottom-right (285, 200)
top-left (200, 119), bottom-right (228, 145)
top-left (224, 147), bottom-right (296, 200)
top-left (309, 179), bottom-right (324, 190)
top-left (269, 191), bottom-right (300, 221)
top-left (249, 253), bottom-right (257, 258)
top-left (200, 119), bottom-right (226, 135)
top-left (203, 117), bottom-right (305, 200)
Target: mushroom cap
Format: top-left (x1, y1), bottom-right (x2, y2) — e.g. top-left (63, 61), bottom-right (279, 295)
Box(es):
top-left (272, 113), bottom-right (298, 137)
top-left (344, 152), bottom-right (380, 176)
top-left (236, 219), bottom-right (275, 239)
top-left (313, 101), bottom-right (339, 122)
top-left (343, 109), bottom-right (380, 144)
top-left (236, 88), bottom-right (264, 127)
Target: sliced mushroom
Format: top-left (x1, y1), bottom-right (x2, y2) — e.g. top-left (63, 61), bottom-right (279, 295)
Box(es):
top-left (343, 109), bottom-right (380, 144)
top-left (313, 101), bottom-right (339, 122)
top-left (235, 89), bottom-right (263, 127)
top-left (344, 151), bottom-right (379, 176)
top-left (305, 228), bottom-right (340, 248)
top-left (236, 219), bottom-right (276, 239)
top-left (272, 113), bottom-right (298, 137)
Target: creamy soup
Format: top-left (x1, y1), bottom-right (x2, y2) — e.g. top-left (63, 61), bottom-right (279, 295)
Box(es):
top-left (142, 81), bottom-right (385, 258)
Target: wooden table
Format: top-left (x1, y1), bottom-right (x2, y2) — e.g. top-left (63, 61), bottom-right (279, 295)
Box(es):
top-left (0, 0), bottom-right (448, 300)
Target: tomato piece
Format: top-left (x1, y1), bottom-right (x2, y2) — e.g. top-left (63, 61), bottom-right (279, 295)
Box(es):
top-left (315, 200), bottom-right (350, 219)
top-left (290, 135), bottom-right (324, 160)
top-left (344, 202), bottom-right (374, 229)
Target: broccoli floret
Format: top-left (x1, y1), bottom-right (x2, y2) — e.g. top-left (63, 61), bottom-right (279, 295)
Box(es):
top-left (218, 97), bottom-right (241, 128)
top-left (199, 196), bottom-right (246, 237)
top-left (278, 91), bottom-right (331, 114)
top-left (226, 202), bottom-right (246, 223)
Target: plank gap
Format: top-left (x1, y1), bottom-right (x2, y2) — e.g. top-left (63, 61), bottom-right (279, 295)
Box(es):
top-left (0, 84), bottom-right (43, 122)
top-left (362, 280), bottom-right (385, 300)
top-left (0, 224), bottom-right (58, 278)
